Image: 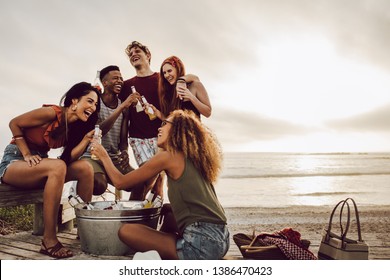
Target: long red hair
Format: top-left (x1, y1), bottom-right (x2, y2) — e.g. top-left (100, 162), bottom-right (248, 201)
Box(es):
top-left (158, 56), bottom-right (186, 117)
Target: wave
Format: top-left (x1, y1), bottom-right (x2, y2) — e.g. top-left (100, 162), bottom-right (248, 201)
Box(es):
top-left (221, 171), bottom-right (390, 179)
top-left (292, 191), bottom-right (365, 197)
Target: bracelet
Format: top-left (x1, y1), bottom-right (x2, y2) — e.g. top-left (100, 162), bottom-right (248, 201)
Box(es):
top-left (12, 135), bottom-right (24, 140)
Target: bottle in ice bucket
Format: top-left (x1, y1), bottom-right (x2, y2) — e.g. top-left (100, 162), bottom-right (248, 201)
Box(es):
top-left (93, 70), bottom-right (104, 93)
top-left (152, 195), bottom-right (163, 208)
top-left (143, 192), bottom-right (154, 208)
top-left (91, 125), bottom-right (101, 160)
top-left (141, 96), bottom-right (157, 120)
top-left (103, 201), bottom-right (121, 210)
top-left (68, 194), bottom-right (94, 210)
top-left (142, 191), bottom-right (162, 208)
top-left (132, 86), bottom-right (144, 112)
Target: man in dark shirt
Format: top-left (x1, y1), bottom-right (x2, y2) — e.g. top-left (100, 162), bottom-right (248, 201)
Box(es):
top-left (120, 41), bottom-right (162, 200)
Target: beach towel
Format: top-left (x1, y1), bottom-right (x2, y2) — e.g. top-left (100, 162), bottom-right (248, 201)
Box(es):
top-left (234, 228), bottom-right (317, 260)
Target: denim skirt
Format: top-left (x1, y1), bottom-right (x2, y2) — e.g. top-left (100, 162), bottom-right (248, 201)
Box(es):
top-left (0, 144), bottom-right (48, 184)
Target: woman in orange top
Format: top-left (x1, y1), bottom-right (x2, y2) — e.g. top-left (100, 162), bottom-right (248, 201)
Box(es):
top-left (0, 82), bottom-right (100, 258)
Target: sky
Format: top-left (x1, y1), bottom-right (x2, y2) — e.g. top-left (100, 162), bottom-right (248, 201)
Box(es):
top-left (1, 0), bottom-right (390, 153)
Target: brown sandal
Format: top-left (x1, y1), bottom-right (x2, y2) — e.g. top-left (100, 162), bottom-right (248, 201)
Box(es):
top-left (39, 241), bottom-right (73, 259)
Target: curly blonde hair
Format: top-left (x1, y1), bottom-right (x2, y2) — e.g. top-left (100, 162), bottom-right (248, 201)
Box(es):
top-left (166, 110), bottom-right (223, 183)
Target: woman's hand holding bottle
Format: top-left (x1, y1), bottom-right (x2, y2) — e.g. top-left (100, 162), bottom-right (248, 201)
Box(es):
top-left (90, 140), bottom-right (108, 160)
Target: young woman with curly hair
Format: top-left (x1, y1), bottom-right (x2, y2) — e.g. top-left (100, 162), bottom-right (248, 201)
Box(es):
top-left (91, 109), bottom-right (229, 259)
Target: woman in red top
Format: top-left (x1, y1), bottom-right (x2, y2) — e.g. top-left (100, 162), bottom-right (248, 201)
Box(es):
top-left (0, 82), bottom-right (100, 258)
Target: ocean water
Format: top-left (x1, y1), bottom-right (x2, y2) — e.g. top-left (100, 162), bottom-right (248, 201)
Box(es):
top-left (214, 153), bottom-right (390, 208)
top-left (3, 150), bottom-right (389, 208)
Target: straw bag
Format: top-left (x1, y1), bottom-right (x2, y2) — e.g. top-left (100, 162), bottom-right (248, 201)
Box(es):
top-left (233, 232), bottom-right (287, 260)
top-left (318, 198), bottom-right (369, 260)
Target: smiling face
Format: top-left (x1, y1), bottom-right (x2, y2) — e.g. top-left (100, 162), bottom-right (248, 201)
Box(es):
top-left (162, 63), bottom-right (178, 85)
top-left (73, 91), bottom-right (99, 122)
top-left (103, 70), bottom-right (123, 95)
top-left (157, 118), bottom-right (174, 149)
top-left (128, 46), bottom-right (151, 68)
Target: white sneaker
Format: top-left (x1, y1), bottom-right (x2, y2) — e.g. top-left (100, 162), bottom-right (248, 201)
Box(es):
top-left (133, 250), bottom-right (161, 260)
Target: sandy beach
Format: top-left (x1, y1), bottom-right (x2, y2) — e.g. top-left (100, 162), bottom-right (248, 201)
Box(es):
top-left (0, 204), bottom-right (389, 260)
top-left (224, 205), bottom-right (390, 259)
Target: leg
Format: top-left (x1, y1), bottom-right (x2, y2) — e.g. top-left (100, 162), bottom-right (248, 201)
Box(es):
top-left (2, 158), bottom-right (72, 258)
top-left (92, 172), bottom-right (108, 196)
top-left (79, 158), bottom-right (108, 196)
top-left (159, 204), bottom-right (179, 234)
top-left (129, 182), bottom-right (147, 200)
top-left (118, 223), bottom-right (178, 260)
top-left (66, 160), bottom-right (94, 202)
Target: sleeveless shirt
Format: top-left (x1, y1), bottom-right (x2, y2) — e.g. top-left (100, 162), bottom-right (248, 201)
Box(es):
top-left (10, 105), bottom-right (64, 152)
top-left (99, 98), bottom-right (123, 157)
top-left (167, 158), bottom-right (226, 234)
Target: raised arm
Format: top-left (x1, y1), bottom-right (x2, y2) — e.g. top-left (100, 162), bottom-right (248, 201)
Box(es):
top-left (99, 93), bottom-right (140, 135)
top-left (182, 73), bottom-right (200, 83)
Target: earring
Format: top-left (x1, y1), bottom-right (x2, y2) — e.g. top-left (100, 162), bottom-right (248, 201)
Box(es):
top-left (72, 105), bottom-right (77, 111)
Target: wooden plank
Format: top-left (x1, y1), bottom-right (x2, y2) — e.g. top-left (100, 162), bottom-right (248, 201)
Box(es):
top-left (61, 205), bottom-right (76, 223)
top-left (0, 251), bottom-right (25, 260)
top-left (0, 184), bottom-right (43, 206)
top-left (1, 183), bottom-right (74, 235)
top-left (0, 243), bottom-right (52, 260)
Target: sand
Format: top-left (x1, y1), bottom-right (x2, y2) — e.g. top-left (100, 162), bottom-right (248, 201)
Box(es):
top-left (224, 205), bottom-right (390, 259)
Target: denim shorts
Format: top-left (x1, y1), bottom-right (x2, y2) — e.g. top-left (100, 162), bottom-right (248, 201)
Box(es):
top-left (0, 144), bottom-right (48, 184)
top-left (176, 222), bottom-right (230, 260)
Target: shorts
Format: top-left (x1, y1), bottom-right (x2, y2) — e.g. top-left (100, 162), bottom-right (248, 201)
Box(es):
top-left (129, 137), bottom-right (158, 166)
top-left (0, 144), bottom-right (48, 184)
top-left (176, 222), bottom-right (230, 260)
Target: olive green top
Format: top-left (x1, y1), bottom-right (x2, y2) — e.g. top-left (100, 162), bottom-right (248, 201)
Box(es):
top-left (167, 158), bottom-right (227, 234)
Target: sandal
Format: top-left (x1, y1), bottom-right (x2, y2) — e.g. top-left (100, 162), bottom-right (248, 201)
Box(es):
top-left (39, 240), bottom-right (73, 259)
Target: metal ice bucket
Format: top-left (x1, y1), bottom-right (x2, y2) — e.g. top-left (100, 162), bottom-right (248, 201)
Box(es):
top-left (75, 201), bottom-right (161, 256)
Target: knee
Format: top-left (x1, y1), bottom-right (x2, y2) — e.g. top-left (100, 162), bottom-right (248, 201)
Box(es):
top-left (93, 173), bottom-right (107, 195)
top-left (118, 224), bottom-right (134, 243)
top-left (118, 224), bottom-right (142, 243)
top-left (50, 160), bottom-right (67, 178)
top-left (74, 160), bottom-right (94, 178)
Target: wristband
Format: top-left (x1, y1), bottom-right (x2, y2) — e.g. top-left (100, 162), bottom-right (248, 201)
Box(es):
top-left (12, 135), bottom-right (24, 140)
